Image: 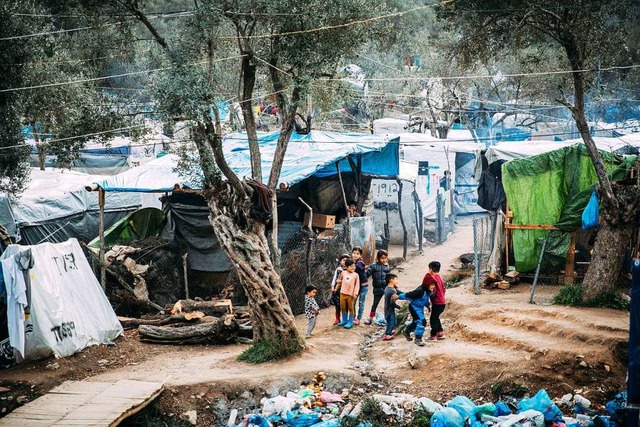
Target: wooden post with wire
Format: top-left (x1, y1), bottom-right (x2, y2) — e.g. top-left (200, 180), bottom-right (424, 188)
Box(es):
top-left (98, 187), bottom-right (106, 291)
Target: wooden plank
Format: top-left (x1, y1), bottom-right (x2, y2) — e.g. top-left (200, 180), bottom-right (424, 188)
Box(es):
top-left (0, 379), bottom-right (163, 427)
top-left (505, 224), bottom-right (558, 230)
top-left (565, 232), bottom-right (577, 285)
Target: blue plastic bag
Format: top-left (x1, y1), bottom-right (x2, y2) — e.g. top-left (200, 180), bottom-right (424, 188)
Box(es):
top-left (517, 390), bottom-right (563, 422)
top-left (493, 401), bottom-right (512, 416)
top-left (284, 410), bottom-right (320, 427)
top-left (246, 414), bottom-right (271, 427)
top-left (431, 407), bottom-right (466, 427)
top-left (582, 190), bottom-right (599, 229)
top-left (447, 396), bottom-right (476, 421)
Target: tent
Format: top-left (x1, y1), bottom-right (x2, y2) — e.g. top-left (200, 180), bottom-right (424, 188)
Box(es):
top-left (93, 130), bottom-right (399, 191)
top-left (89, 130), bottom-right (399, 272)
top-left (0, 239), bottom-right (123, 363)
top-left (501, 144), bottom-right (636, 272)
top-left (0, 168), bottom-right (142, 245)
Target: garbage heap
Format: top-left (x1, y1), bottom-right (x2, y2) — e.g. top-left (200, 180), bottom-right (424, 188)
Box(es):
top-left (229, 373), bottom-right (628, 427)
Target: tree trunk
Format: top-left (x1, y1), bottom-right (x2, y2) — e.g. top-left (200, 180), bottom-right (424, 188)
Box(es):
top-left (582, 221), bottom-right (634, 301)
top-left (206, 195), bottom-right (304, 351)
top-left (138, 315), bottom-right (245, 345)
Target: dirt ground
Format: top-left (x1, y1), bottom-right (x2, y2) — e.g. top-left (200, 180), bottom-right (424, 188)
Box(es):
top-left (0, 217), bottom-right (630, 424)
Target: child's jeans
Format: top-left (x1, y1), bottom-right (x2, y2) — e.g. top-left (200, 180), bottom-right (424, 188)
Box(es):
top-left (306, 316), bottom-right (317, 337)
top-left (356, 284), bottom-right (369, 319)
top-left (384, 312), bottom-right (396, 335)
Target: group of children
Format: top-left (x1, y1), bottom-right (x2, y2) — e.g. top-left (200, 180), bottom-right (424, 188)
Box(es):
top-left (304, 247), bottom-right (447, 346)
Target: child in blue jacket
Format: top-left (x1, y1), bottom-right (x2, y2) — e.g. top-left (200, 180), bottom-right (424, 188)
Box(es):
top-left (396, 280), bottom-right (436, 346)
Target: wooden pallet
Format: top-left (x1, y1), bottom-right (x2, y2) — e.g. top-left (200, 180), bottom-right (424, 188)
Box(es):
top-left (0, 379), bottom-right (163, 426)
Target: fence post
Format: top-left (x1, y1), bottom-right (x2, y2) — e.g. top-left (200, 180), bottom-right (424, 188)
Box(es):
top-left (436, 192), bottom-right (443, 245)
top-left (473, 217), bottom-right (480, 295)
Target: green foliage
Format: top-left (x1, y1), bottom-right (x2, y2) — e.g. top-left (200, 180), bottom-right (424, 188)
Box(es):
top-left (491, 381), bottom-right (529, 399)
top-left (357, 398), bottom-right (403, 427)
top-left (553, 285), bottom-right (630, 310)
top-left (237, 334), bottom-right (304, 364)
top-left (407, 408), bottom-right (433, 427)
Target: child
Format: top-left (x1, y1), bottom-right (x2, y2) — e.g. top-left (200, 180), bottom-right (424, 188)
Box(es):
top-left (396, 275), bottom-right (436, 346)
top-left (382, 273), bottom-right (400, 341)
top-left (330, 254), bottom-right (350, 325)
top-left (336, 258), bottom-right (360, 329)
top-left (424, 261), bottom-right (446, 341)
top-left (365, 249), bottom-right (390, 325)
top-left (352, 246), bottom-right (368, 325)
top-left (304, 285), bottom-right (320, 338)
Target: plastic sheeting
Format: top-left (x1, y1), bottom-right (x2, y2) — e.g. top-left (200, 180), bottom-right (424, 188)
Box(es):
top-left (0, 239), bottom-right (123, 360)
top-left (94, 130), bottom-right (399, 192)
top-left (486, 137), bottom-right (635, 166)
top-left (502, 144), bottom-right (636, 271)
top-left (0, 168), bottom-right (142, 244)
top-left (87, 207), bottom-right (166, 251)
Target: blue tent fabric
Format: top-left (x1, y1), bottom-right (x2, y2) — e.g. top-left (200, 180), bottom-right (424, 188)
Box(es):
top-left (94, 130), bottom-right (399, 192)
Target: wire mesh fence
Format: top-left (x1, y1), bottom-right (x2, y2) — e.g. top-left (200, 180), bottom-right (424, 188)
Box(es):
top-left (473, 214), bottom-right (494, 294)
top-left (424, 192), bottom-right (456, 245)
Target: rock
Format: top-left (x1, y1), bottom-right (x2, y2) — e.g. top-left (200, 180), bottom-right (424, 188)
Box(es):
top-left (576, 355), bottom-right (585, 360)
top-left (408, 351), bottom-right (423, 369)
top-left (46, 362), bottom-right (60, 370)
top-left (542, 365), bottom-right (552, 370)
top-left (604, 364), bottom-right (611, 372)
top-left (0, 387), bottom-right (10, 393)
top-left (579, 361), bottom-right (589, 368)
top-left (1, 408), bottom-right (5, 414)
top-left (16, 396), bottom-right (28, 404)
top-left (181, 410), bottom-right (197, 425)
top-left (97, 359), bottom-right (109, 366)
top-left (400, 380), bottom-right (414, 385)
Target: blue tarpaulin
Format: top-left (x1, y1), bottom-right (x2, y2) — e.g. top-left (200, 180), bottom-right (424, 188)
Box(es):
top-left (93, 130), bottom-right (399, 192)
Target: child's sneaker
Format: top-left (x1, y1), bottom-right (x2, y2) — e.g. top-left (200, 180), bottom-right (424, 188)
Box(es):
top-left (403, 328), bottom-right (412, 341)
top-left (437, 332), bottom-right (446, 340)
top-left (363, 318), bottom-right (372, 326)
top-left (414, 337), bottom-right (425, 346)
top-left (428, 336), bottom-right (438, 341)
top-left (354, 318), bottom-right (360, 326)
top-left (333, 320), bottom-right (340, 325)
top-left (382, 335), bottom-right (394, 341)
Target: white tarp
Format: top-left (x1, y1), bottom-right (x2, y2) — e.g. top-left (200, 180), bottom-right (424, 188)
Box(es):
top-left (1, 239), bottom-right (123, 360)
top-left (486, 138), bottom-right (632, 165)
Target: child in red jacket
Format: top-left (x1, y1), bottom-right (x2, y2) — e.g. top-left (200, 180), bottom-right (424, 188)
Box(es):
top-left (422, 261), bottom-right (446, 341)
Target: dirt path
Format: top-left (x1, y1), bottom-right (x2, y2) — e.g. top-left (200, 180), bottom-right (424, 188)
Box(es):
top-left (0, 216), bottom-right (629, 412)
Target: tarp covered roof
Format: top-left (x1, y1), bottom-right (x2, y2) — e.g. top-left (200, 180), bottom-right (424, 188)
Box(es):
top-left (397, 133), bottom-right (484, 153)
top-left (486, 137), bottom-right (634, 165)
top-left (93, 130), bottom-right (399, 192)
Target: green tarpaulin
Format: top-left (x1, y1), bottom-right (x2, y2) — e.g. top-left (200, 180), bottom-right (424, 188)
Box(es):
top-left (88, 207), bottom-right (166, 251)
top-left (502, 144), bottom-right (636, 272)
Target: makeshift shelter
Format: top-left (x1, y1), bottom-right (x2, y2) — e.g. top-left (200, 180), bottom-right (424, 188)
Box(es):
top-left (89, 131), bottom-right (399, 313)
top-left (399, 133), bottom-right (485, 218)
top-left (495, 143), bottom-right (636, 274)
top-left (0, 168), bottom-right (142, 245)
top-left (0, 239), bottom-right (123, 365)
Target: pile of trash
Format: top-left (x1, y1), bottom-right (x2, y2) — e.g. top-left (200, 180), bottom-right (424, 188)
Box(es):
top-left (227, 373), bottom-right (628, 427)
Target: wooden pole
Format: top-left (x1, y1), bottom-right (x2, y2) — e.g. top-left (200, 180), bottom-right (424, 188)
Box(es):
top-left (98, 187), bottom-right (106, 291)
top-left (565, 232), bottom-right (577, 285)
top-left (505, 201), bottom-right (510, 272)
top-left (182, 253), bottom-right (189, 299)
top-left (336, 162), bottom-right (351, 246)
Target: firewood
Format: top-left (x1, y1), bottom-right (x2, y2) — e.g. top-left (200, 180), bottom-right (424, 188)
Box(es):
top-left (118, 314), bottom-right (204, 330)
top-left (168, 299), bottom-right (233, 316)
top-left (138, 315), bottom-right (241, 345)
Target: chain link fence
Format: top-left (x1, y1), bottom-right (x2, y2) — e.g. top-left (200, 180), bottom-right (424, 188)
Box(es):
top-left (279, 228), bottom-right (349, 316)
top-left (424, 191), bottom-right (456, 245)
top-left (473, 214), bottom-right (494, 294)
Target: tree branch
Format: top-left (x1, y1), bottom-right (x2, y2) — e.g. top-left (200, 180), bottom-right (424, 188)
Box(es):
top-left (126, 1), bottom-right (168, 48)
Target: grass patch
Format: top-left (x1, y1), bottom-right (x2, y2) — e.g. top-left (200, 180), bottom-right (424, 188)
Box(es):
top-left (407, 408), bottom-right (433, 427)
top-left (552, 285), bottom-right (630, 310)
top-left (445, 271), bottom-right (473, 289)
top-left (237, 334), bottom-right (304, 364)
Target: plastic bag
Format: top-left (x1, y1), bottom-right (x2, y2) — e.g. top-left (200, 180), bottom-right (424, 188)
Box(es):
top-left (431, 407), bottom-right (466, 427)
top-left (582, 190), bottom-right (599, 230)
top-left (261, 396), bottom-right (299, 417)
top-left (284, 410), bottom-right (320, 427)
top-left (517, 390), bottom-right (563, 422)
top-left (319, 391), bottom-right (344, 404)
top-left (447, 396), bottom-right (476, 421)
top-left (418, 397), bottom-right (443, 413)
top-left (374, 312), bottom-right (387, 325)
top-left (493, 401), bottom-right (512, 416)
top-left (475, 403), bottom-right (497, 416)
top-left (245, 414), bottom-right (272, 427)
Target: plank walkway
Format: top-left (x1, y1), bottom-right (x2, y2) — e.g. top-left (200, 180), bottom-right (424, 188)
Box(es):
top-left (0, 379), bottom-right (164, 426)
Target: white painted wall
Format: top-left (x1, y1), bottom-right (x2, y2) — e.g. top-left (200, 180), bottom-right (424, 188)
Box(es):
top-left (371, 179), bottom-right (418, 247)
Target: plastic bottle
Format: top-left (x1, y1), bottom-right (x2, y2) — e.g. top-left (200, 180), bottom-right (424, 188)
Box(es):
top-left (574, 395), bottom-right (591, 408)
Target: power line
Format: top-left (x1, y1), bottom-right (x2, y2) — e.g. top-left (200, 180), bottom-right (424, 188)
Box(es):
top-left (0, 21), bottom-right (126, 41)
top-left (0, 54), bottom-right (245, 93)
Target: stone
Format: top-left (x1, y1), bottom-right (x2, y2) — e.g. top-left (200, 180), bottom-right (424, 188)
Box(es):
top-left (181, 410), bottom-right (197, 425)
top-left (46, 362), bottom-right (60, 370)
top-left (97, 359), bottom-right (109, 365)
top-left (604, 364), bottom-right (611, 372)
top-left (408, 351), bottom-right (423, 369)
top-left (579, 361), bottom-right (589, 368)
top-left (16, 396), bottom-right (28, 404)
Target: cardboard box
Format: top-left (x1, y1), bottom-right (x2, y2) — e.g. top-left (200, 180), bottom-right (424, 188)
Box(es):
top-left (303, 212), bottom-right (336, 229)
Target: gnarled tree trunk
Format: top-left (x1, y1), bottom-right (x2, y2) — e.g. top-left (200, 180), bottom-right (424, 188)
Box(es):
top-left (205, 191), bottom-right (304, 350)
